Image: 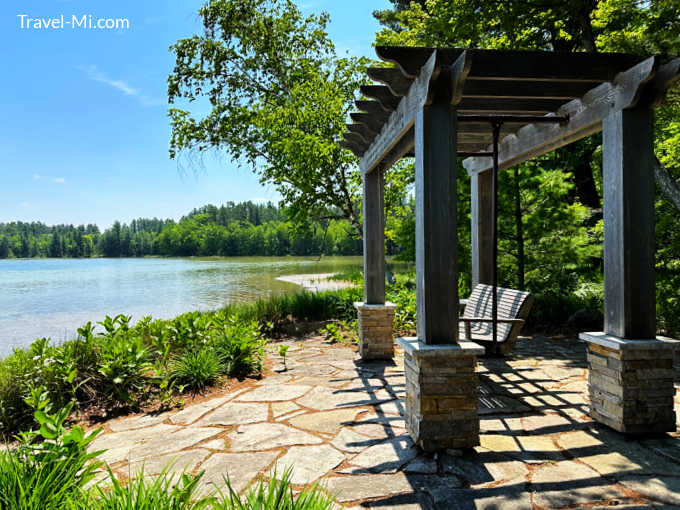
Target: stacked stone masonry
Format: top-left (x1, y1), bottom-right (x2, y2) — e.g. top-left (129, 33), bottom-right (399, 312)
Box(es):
top-left (354, 302), bottom-right (396, 360)
top-left (403, 349), bottom-right (480, 451)
top-left (587, 342), bottom-right (676, 434)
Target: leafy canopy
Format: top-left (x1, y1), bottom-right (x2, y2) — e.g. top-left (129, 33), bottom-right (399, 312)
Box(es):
top-left (168, 0), bottom-right (369, 233)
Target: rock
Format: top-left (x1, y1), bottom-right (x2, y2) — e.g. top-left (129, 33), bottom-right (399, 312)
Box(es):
top-left (198, 451), bottom-right (278, 494)
top-left (513, 435), bottom-right (564, 463)
top-left (403, 456), bottom-right (437, 474)
top-left (288, 408), bottom-right (361, 435)
top-left (479, 434), bottom-right (521, 453)
top-left (425, 486), bottom-right (532, 510)
top-left (271, 401), bottom-right (300, 418)
top-left (127, 448), bottom-right (210, 477)
top-left (169, 396), bottom-right (232, 425)
top-left (531, 460), bottom-right (623, 508)
top-left (350, 436), bottom-right (418, 473)
top-left (618, 476), bottom-right (680, 506)
top-left (228, 423), bottom-right (323, 451)
top-left (296, 386), bottom-right (386, 411)
top-left (109, 412), bottom-right (170, 432)
top-left (237, 385), bottom-right (313, 402)
top-left (331, 428), bottom-right (382, 453)
top-left (202, 438), bottom-right (228, 450)
top-left (197, 403), bottom-right (268, 426)
top-left (274, 445), bottom-right (345, 485)
top-left (323, 473), bottom-right (414, 502)
top-left (581, 452), bottom-right (644, 476)
top-left (555, 430), bottom-right (603, 451)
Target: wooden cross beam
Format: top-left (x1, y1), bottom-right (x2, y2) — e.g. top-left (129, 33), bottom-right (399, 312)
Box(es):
top-left (463, 56), bottom-right (668, 174)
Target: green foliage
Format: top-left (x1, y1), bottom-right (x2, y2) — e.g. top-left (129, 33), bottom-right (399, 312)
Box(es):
top-left (170, 350), bottom-right (222, 393)
top-left (91, 467), bottom-right (209, 510)
top-left (0, 201), bottom-right (365, 259)
top-left (211, 318), bottom-right (265, 378)
top-left (97, 331), bottom-right (150, 406)
top-left (277, 345), bottom-right (289, 370)
top-left (0, 389), bottom-right (102, 510)
top-left (168, 0), bottom-right (369, 234)
top-left (213, 468), bottom-right (336, 510)
top-left (320, 323), bottom-right (342, 344)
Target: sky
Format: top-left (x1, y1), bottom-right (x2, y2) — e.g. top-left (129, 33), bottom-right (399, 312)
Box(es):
top-left (0, 0), bottom-right (390, 229)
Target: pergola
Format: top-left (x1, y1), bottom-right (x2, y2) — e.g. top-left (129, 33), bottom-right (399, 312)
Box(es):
top-left (345, 47), bottom-right (680, 451)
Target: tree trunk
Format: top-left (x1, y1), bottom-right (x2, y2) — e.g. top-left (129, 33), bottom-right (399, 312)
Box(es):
top-left (514, 166), bottom-right (525, 289)
top-left (571, 145), bottom-right (601, 209)
top-left (655, 157), bottom-right (680, 213)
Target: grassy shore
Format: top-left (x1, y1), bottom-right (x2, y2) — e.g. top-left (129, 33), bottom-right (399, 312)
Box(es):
top-left (0, 286), bottom-right (362, 438)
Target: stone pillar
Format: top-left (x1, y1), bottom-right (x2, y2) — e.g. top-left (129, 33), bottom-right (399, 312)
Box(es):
top-left (398, 338), bottom-right (484, 451)
top-left (580, 332), bottom-right (676, 434)
top-left (354, 302), bottom-right (396, 360)
top-left (580, 106), bottom-right (676, 435)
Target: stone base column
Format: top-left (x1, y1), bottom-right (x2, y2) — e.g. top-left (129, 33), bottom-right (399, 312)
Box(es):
top-left (580, 332), bottom-right (677, 434)
top-left (397, 337), bottom-right (484, 451)
top-left (354, 302), bottom-right (396, 360)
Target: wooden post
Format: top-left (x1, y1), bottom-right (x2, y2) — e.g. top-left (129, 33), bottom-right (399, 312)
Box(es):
top-left (363, 169), bottom-right (386, 304)
top-left (602, 106), bottom-right (656, 339)
top-left (471, 170), bottom-right (494, 286)
top-left (415, 102), bottom-right (459, 345)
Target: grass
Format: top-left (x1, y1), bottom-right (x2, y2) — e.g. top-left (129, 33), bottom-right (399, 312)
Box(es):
top-left (0, 286), bottom-right (362, 438)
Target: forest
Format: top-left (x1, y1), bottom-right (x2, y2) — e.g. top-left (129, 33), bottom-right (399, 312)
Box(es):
top-left (0, 201), bottom-right (363, 259)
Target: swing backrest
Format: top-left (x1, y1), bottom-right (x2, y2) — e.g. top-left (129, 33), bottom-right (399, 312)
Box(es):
top-left (462, 284), bottom-right (533, 343)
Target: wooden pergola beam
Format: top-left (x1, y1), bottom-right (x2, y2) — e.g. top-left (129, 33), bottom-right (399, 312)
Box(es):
top-left (462, 79), bottom-right (597, 100)
top-left (360, 52), bottom-right (438, 174)
top-left (463, 56), bottom-right (661, 174)
top-left (360, 85), bottom-right (400, 111)
top-left (366, 68), bottom-right (413, 96)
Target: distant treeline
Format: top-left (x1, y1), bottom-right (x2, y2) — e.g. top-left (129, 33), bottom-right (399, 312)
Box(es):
top-left (0, 201), bottom-right (362, 258)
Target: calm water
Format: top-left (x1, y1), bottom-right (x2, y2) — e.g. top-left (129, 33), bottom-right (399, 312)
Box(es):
top-left (0, 256), bottom-right (363, 356)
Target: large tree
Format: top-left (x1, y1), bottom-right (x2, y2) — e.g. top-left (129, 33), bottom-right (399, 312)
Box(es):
top-left (373, 0), bottom-right (680, 212)
top-left (168, 0), bottom-right (369, 234)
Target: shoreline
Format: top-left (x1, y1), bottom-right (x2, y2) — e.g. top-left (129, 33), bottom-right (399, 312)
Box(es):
top-left (276, 272), bottom-right (355, 292)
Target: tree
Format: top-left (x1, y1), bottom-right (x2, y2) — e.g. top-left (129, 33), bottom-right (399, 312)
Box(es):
top-left (374, 0), bottom-right (680, 213)
top-left (168, 0), bottom-right (369, 234)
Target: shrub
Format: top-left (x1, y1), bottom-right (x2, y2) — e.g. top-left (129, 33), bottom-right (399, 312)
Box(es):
top-left (170, 349), bottom-right (222, 393)
top-left (212, 318), bottom-right (265, 379)
top-left (97, 333), bottom-right (150, 405)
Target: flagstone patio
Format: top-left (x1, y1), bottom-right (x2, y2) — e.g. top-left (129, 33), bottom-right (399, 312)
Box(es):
top-left (89, 335), bottom-right (680, 509)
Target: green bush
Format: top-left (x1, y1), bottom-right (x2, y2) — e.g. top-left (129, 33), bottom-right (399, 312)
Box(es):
top-left (98, 333), bottom-right (150, 406)
top-left (170, 349), bottom-right (222, 393)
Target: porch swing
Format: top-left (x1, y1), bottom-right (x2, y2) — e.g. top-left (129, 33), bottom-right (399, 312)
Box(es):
top-left (457, 116), bottom-right (538, 356)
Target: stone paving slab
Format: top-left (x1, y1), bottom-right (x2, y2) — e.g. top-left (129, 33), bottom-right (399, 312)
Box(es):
top-left (86, 334), bottom-right (680, 509)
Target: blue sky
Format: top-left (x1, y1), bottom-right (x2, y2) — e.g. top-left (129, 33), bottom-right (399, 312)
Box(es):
top-left (0, 0), bottom-right (389, 229)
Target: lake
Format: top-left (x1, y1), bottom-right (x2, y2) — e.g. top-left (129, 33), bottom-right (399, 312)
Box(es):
top-left (0, 256), bottom-right (365, 356)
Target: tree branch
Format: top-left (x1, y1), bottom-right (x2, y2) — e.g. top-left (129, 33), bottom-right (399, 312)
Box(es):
top-left (655, 156), bottom-right (680, 213)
